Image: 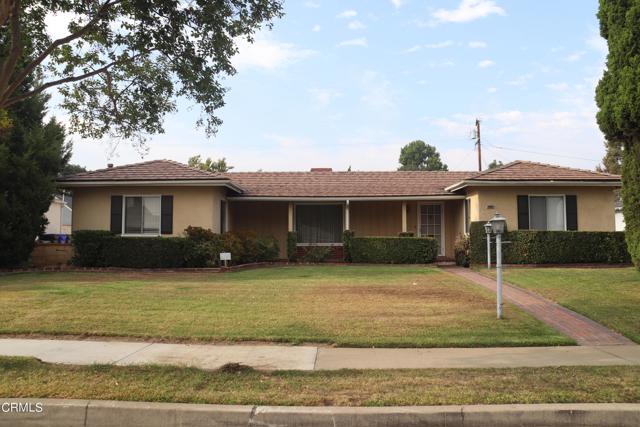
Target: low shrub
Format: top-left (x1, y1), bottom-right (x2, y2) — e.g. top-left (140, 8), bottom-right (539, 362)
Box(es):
top-left (101, 237), bottom-right (195, 268)
top-left (72, 227), bottom-right (279, 268)
top-left (287, 232), bottom-right (297, 262)
top-left (454, 234), bottom-right (470, 267)
top-left (469, 221), bottom-right (631, 265)
top-left (302, 246), bottom-right (333, 263)
top-left (71, 230), bottom-right (115, 267)
top-left (350, 236), bottom-right (439, 264)
top-left (342, 230), bottom-right (355, 262)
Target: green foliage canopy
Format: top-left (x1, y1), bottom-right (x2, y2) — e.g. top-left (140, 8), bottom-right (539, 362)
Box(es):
top-left (398, 140), bottom-right (448, 171)
top-left (0, 0), bottom-right (283, 145)
top-left (188, 155), bottom-right (234, 173)
top-left (596, 0), bottom-right (640, 268)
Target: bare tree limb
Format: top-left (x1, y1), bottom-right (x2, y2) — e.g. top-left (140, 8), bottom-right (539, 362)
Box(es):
top-left (0, 0), bottom-right (122, 106)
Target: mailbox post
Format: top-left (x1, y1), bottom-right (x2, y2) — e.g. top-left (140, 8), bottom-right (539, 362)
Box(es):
top-left (488, 213), bottom-right (507, 319)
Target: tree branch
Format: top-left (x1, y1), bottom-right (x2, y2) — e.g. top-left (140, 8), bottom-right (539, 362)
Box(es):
top-left (3, 53), bottom-right (142, 108)
top-left (0, 0), bottom-right (122, 106)
top-left (0, 0), bottom-right (23, 99)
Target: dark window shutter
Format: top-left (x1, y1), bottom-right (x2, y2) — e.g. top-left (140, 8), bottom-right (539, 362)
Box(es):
top-left (161, 195), bottom-right (173, 235)
top-left (566, 195), bottom-right (578, 230)
top-left (110, 196), bottom-right (123, 234)
top-left (517, 195), bottom-right (529, 230)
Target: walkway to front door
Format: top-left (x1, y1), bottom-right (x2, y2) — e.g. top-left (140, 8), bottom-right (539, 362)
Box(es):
top-left (443, 267), bottom-right (634, 346)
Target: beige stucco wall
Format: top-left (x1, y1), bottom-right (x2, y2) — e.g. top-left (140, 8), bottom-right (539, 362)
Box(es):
top-left (44, 200), bottom-right (63, 234)
top-left (467, 186), bottom-right (617, 231)
top-left (349, 200), bottom-right (462, 258)
top-left (72, 186), bottom-right (226, 236)
top-left (228, 201), bottom-right (289, 259)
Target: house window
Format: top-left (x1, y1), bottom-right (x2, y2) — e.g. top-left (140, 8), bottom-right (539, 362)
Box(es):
top-left (295, 204), bottom-right (343, 244)
top-left (529, 196), bottom-right (565, 231)
top-left (464, 198), bottom-right (471, 234)
top-left (124, 196), bottom-right (161, 235)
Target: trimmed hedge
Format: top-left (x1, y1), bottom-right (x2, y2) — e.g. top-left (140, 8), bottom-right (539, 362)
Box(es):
top-left (71, 228), bottom-right (279, 268)
top-left (72, 230), bottom-right (195, 268)
top-left (350, 236), bottom-right (439, 264)
top-left (287, 231), bottom-right (297, 262)
top-left (342, 230), bottom-right (354, 262)
top-left (469, 221), bottom-right (631, 265)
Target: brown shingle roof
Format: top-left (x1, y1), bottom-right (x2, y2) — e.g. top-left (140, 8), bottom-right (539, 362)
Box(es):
top-left (58, 159), bottom-right (228, 182)
top-left (467, 160), bottom-right (620, 181)
top-left (224, 170), bottom-right (475, 197)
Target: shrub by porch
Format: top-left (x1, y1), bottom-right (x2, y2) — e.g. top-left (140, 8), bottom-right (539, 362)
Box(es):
top-left (468, 221), bottom-right (631, 265)
top-left (347, 236), bottom-right (439, 264)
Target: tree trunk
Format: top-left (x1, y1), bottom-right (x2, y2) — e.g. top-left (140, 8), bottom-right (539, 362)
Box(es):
top-left (621, 141), bottom-right (640, 269)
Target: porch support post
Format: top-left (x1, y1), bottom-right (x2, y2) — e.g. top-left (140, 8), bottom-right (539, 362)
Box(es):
top-left (288, 202), bottom-right (294, 232)
top-left (401, 201), bottom-right (407, 233)
top-left (345, 200), bottom-right (350, 230)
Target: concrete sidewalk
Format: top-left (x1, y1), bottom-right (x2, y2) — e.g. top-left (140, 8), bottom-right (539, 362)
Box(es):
top-left (1, 338), bottom-right (640, 371)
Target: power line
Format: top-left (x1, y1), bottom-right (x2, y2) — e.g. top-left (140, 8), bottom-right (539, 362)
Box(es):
top-left (486, 143), bottom-right (599, 163)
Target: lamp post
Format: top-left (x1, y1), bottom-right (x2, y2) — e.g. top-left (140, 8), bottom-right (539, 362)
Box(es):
top-left (488, 213), bottom-right (507, 319)
top-left (483, 222), bottom-right (492, 270)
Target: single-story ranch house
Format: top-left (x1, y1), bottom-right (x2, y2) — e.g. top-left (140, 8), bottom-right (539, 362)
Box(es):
top-left (57, 159), bottom-right (621, 260)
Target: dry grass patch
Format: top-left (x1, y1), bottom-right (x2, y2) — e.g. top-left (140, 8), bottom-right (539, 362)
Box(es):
top-left (1, 357), bottom-right (638, 406)
top-left (0, 266), bottom-right (572, 347)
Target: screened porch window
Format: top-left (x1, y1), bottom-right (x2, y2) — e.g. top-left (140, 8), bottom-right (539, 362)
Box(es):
top-left (295, 204), bottom-right (343, 244)
top-left (529, 196), bottom-right (565, 231)
top-left (124, 196), bottom-right (161, 235)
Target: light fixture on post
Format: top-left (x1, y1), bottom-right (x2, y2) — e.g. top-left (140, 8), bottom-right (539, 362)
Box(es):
top-left (483, 222), bottom-right (492, 270)
top-left (488, 212), bottom-right (507, 319)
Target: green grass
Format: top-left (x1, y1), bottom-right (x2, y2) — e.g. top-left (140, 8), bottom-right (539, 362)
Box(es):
top-left (479, 267), bottom-right (640, 343)
top-left (1, 357), bottom-right (638, 406)
top-left (0, 266), bottom-right (572, 347)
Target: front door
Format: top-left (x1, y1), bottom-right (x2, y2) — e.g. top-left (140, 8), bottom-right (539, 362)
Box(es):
top-left (419, 203), bottom-right (444, 256)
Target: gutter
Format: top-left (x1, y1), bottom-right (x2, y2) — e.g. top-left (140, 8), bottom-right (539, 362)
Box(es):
top-left (56, 180), bottom-right (245, 193)
top-left (226, 195), bottom-right (466, 202)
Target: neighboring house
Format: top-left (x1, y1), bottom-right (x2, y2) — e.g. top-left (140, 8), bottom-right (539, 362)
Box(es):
top-left (57, 159), bottom-right (621, 260)
top-left (43, 194), bottom-right (73, 235)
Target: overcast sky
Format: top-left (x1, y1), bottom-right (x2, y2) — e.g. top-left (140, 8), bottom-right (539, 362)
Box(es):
top-left (53, 0), bottom-right (608, 172)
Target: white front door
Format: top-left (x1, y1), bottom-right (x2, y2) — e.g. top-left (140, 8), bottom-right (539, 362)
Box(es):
top-left (419, 203), bottom-right (444, 256)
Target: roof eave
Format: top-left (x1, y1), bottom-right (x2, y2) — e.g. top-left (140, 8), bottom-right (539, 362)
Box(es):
top-left (56, 179), bottom-right (245, 193)
top-left (445, 179), bottom-right (622, 192)
top-left (227, 195), bottom-right (465, 201)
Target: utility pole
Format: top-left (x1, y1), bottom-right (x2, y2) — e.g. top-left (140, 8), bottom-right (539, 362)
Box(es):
top-left (475, 118), bottom-right (482, 171)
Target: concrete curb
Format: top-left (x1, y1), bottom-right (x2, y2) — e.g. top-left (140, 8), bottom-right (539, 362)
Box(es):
top-left (1, 399), bottom-right (639, 427)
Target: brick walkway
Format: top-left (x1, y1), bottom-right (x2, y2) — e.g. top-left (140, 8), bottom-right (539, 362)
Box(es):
top-left (444, 267), bottom-right (635, 346)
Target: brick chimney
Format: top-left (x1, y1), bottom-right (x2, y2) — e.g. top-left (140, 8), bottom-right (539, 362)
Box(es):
top-left (310, 168), bottom-right (332, 172)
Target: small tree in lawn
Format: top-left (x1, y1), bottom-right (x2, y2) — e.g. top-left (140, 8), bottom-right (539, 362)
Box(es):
top-left (595, 0), bottom-right (640, 268)
top-left (398, 140), bottom-right (448, 171)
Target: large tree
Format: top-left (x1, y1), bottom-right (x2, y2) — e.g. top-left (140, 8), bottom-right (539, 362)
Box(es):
top-left (398, 140), bottom-right (448, 171)
top-left (0, 0), bottom-right (283, 145)
top-left (188, 155), bottom-right (233, 173)
top-left (595, 0), bottom-right (640, 268)
top-left (596, 140), bottom-right (623, 174)
top-left (0, 90), bottom-right (69, 267)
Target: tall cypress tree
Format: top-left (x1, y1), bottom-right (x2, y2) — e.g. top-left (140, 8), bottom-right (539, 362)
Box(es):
top-left (596, 0), bottom-right (640, 268)
top-left (0, 91), bottom-right (69, 267)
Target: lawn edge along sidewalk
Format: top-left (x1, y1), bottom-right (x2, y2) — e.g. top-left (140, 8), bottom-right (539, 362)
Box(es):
top-left (1, 399), bottom-right (639, 427)
top-left (442, 266), bottom-right (635, 346)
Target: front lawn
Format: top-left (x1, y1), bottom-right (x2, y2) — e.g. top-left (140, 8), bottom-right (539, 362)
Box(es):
top-left (0, 266), bottom-right (572, 347)
top-left (1, 357), bottom-right (638, 406)
top-left (481, 267), bottom-right (640, 343)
